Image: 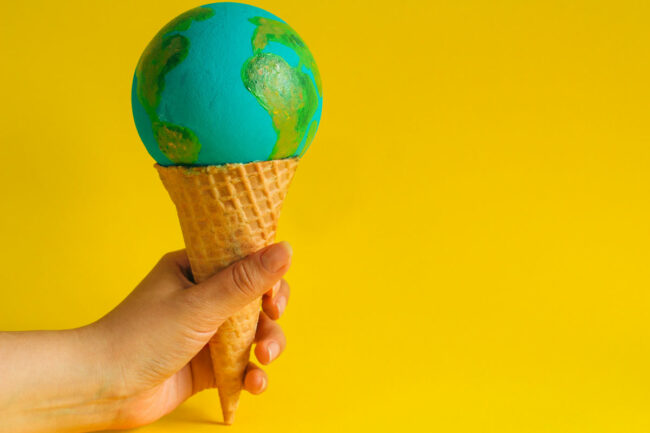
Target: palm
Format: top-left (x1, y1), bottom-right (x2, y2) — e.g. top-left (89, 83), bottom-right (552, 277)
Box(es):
top-left (115, 347), bottom-right (214, 429)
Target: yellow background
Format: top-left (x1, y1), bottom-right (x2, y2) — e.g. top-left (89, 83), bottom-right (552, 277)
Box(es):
top-left (1, 0), bottom-right (649, 431)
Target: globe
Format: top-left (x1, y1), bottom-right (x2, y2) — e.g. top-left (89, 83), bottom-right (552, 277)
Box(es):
top-left (132, 2), bottom-right (323, 166)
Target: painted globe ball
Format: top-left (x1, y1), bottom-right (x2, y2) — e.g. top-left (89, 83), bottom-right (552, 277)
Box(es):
top-left (132, 2), bottom-right (322, 165)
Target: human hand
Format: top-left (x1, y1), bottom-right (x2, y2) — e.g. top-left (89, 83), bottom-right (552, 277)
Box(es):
top-left (90, 242), bottom-right (292, 429)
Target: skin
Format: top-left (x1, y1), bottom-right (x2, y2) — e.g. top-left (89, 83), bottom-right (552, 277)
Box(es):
top-left (0, 242), bottom-right (293, 432)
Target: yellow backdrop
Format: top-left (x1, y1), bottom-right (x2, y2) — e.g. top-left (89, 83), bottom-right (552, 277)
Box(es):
top-left (1, 0), bottom-right (649, 432)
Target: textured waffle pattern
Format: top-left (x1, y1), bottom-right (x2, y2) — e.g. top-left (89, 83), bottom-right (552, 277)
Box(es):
top-left (156, 158), bottom-right (299, 282)
top-left (156, 157), bottom-right (299, 424)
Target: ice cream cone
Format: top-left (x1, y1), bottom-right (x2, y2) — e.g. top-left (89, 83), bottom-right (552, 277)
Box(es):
top-left (155, 157), bottom-right (299, 424)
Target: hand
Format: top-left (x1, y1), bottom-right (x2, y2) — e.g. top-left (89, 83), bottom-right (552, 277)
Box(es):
top-left (91, 242), bottom-right (292, 429)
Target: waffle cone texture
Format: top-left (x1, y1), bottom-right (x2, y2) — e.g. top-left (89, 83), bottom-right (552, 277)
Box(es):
top-left (156, 157), bottom-right (299, 424)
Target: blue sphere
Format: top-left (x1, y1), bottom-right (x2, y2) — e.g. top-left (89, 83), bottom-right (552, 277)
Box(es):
top-left (132, 2), bottom-right (322, 166)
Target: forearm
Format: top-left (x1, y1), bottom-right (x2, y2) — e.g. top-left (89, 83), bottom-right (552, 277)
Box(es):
top-left (0, 326), bottom-right (118, 433)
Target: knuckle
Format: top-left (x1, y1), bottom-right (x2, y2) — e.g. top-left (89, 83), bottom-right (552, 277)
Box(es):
top-left (230, 261), bottom-right (258, 298)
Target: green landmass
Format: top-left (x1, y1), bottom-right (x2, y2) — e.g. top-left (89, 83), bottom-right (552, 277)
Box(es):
top-left (153, 121), bottom-right (201, 163)
top-left (300, 121), bottom-right (319, 157)
top-left (249, 17), bottom-right (322, 94)
top-left (243, 17), bottom-right (321, 159)
top-left (135, 6), bottom-right (214, 164)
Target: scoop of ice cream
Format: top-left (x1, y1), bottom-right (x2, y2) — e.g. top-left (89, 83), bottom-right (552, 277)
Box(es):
top-left (132, 2), bottom-right (322, 166)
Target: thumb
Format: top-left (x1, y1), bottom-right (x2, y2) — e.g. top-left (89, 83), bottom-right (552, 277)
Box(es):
top-left (184, 241), bottom-right (292, 324)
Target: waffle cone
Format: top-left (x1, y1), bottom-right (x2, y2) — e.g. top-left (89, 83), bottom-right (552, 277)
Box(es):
top-left (155, 157), bottom-right (299, 424)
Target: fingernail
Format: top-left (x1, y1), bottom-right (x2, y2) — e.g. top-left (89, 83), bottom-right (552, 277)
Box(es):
top-left (267, 341), bottom-right (280, 362)
top-left (276, 296), bottom-right (287, 317)
top-left (261, 242), bottom-right (292, 273)
top-left (260, 375), bottom-right (267, 391)
top-left (271, 280), bottom-right (282, 297)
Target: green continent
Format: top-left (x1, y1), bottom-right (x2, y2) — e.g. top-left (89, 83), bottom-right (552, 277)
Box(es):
top-left (153, 122), bottom-right (201, 164)
top-left (301, 121), bottom-right (318, 157)
top-left (135, 7), bottom-right (214, 164)
top-left (243, 17), bottom-right (321, 159)
top-left (249, 17), bottom-right (322, 94)
top-left (242, 53), bottom-right (318, 159)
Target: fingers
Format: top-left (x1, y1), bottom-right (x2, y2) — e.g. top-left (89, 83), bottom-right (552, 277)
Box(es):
top-left (182, 242), bottom-right (292, 324)
top-left (244, 313), bottom-right (288, 394)
top-left (263, 279), bottom-right (290, 320)
top-left (254, 312), bottom-right (287, 365)
top-left (243, 362), bottom-right (268, 395)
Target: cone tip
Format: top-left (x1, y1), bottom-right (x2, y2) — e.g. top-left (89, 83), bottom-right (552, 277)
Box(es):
top-left (223, 409), bottom-right (236, 425)
top-left (219, 390), bottom-right (240, 425)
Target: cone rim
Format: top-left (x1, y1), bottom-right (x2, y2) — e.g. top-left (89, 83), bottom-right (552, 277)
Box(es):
top-left (153, 156), bottom-right (300, 173)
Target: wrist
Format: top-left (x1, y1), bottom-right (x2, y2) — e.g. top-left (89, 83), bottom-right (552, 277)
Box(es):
top-left (76, 320), bottom-right (163, 431)
top-left (71, 322), bottom-right (126, 431)
top-left (0, 327), bottom-right (121, 433)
